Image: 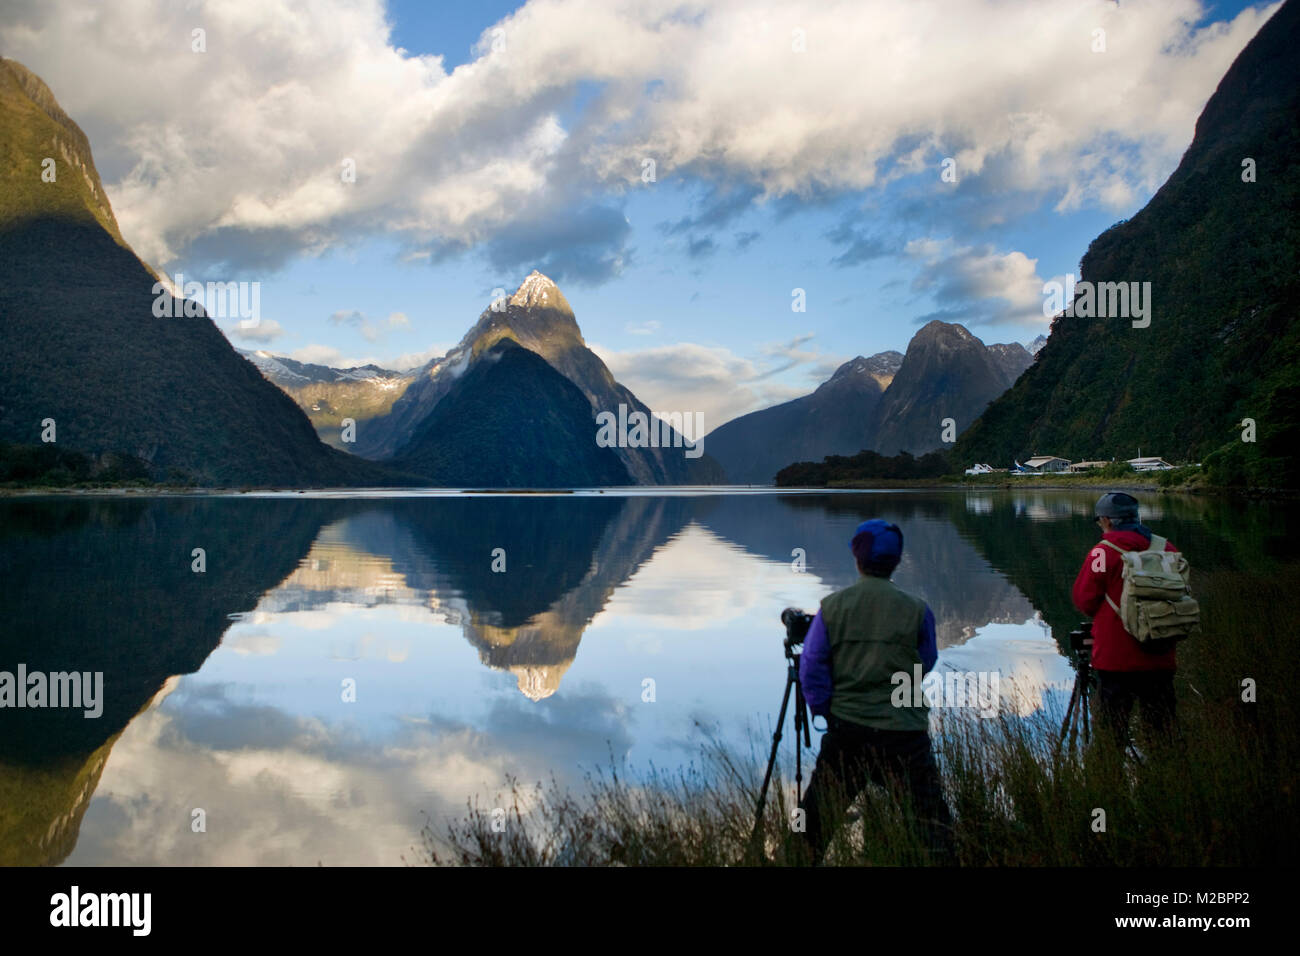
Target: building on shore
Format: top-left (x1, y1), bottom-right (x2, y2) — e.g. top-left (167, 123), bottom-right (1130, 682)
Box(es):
top-left (1018, 455), bottom-right (1071, 474)
top-left (1128, 456), bottom-right (1174, 471)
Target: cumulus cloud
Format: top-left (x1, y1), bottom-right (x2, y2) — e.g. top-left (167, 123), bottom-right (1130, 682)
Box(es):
top-left (0, 0), bottom-right (1277, 277)
top-left (591, 336), bottom-right (839, 428)
top-left (223, 317), bottom-right (285, 343)
top-left (906, 238), bottom-right (1049, 329)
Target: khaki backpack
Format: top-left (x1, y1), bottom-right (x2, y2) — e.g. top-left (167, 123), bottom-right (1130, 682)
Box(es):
top-left (1100, 534), bottom-right (1200, 652)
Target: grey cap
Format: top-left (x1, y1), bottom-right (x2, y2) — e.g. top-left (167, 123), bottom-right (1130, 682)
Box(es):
top-left (1095, 491), bottom-right (1139, 522)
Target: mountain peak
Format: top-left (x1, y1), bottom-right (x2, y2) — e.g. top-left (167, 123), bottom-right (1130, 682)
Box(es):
top-left (825, 351), bottom-right (905, 390)
top-left (509, 271), bottom-right (571, 313)
top-left (915, 319), bottom-right (978, 345)
top-left (0, 57), bottom-right (125, 246)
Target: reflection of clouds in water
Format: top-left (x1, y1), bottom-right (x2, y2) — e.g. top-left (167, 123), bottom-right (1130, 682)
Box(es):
top-left (1007, 492), bottom-right (1167, 523)
top-left (224, 630), bottom-right (281, 656)
top-left (66, 493), bottom-right (1106, 864)
top-left (933, 620), bottom-right (1075, 719)
top-left (599, 524), bottom-right (830, 631)
top-left (65, 680), bottom-right (634, 866)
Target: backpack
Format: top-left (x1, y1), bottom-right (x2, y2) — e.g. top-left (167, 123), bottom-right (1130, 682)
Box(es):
top-left (1100, 534), bottom-right (1200, 654)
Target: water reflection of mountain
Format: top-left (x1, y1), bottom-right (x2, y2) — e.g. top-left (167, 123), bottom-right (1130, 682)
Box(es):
top-left (0, 498), bottom-right (330, 865)
top-left (255, 496), bottom-right (697, 700)
top-left (401, 495), bottom-right (697, 700)
top-left (694, 494), bottom-right (1035, 647)
top-left (12, 490), bottom-right (1289, 865)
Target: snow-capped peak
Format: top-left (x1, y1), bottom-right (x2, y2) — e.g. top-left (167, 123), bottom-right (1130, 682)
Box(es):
top-left (509, 270), bottom-right (565, 310)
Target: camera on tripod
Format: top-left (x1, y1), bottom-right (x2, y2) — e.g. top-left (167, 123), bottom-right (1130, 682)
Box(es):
top-left (1061, 620), bottom-right (1095, 749)
top-left (752, 607), bottom-right (817, 849)
top-left (781, 607), bottom-right (814, 651)
top-left (1068, 620), bottom-right (1093, 656)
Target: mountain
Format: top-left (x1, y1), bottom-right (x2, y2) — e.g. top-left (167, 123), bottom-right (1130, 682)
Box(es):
top-left (240, 350), bottom-right (415, 451)
top-left (1026, 334), bottom-right (1048, 356)
top-left (868, 322), bottom-right (1032, 457)
top-left (988, 341), bottom-right (1036, 384)
top-left (389, 338), bottom-right (632, 487)
top-left (0, 58), bottom-right (399, 487)
top-left (356, 271), bottom-right (723, 484)
top-left (704, 351), bottom-right (903, 484)
top-left (954, 0), bottom-right (1300, 485)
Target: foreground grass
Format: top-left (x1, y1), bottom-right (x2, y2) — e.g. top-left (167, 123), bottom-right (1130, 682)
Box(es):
top-left (419, 565), bottom-right (1299, 866)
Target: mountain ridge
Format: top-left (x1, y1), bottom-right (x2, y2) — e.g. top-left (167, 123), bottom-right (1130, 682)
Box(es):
top-left (355, 271), bottom-right (723, 484)
top-left (952, 0), bottom-right (1300, 483)
top-left (706, 319), bottom-right (1030, 483)
top-left (0, 59), bottom-right (403, 487)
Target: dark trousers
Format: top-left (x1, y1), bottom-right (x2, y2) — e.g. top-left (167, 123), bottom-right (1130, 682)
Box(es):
top-left (1094, 669), bottom-right (1176, 749)
top-left (799, 717), bottom-right (953, 864)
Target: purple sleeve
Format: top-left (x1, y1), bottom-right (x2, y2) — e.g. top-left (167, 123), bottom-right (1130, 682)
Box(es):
top-left (799, 609), bottom-right (833, 718)
top-left (918, 604), bottom-right (937, 674)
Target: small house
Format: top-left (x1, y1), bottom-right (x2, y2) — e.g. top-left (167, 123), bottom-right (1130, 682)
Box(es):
top-left (1067, 460), bottom-right (1110, 473)
top-left (1022, 455), bottom-right (1071, 474)
top-left (1128, 456), bottom-right (1174, 471)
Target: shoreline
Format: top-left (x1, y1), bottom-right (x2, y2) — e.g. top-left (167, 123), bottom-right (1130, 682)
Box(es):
top-left (3, 480), bottom-right (1295, 499)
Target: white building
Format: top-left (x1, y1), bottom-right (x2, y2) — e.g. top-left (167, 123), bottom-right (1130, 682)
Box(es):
top-left (1128, 456), bottom-right (1174, 471)
top-left (1021, 456), bottom-right (1071, 474)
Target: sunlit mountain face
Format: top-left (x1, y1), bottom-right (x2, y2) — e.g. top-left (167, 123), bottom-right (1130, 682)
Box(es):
top-left (3, 489), bottom-right (1291, 865)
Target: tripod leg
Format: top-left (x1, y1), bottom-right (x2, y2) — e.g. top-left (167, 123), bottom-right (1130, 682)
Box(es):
top-left (793, 674), bottom-right (810, 800)
top-left (1076, 671), bottom-right (1086, 749)
top-left (1064, 676), bottom-right (1083, 751)
top-left (752, 670), bottom-right (797, 846)
top-left (1061, 679), bottom-right (1076, 741)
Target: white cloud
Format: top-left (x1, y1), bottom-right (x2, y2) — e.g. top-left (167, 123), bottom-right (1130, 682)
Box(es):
top-left (223, 318), bottom-right (285, 343)
top-left (906, 238), bottom-right (1049, 329)
top-left (0, 0), bottom-right (1278, 273)
top-left (326, 308), bottom-right (414, 344)
top-left (591, 339), bottom-right (833, 428)
top-left (261, 342), bottom-right (451, 372)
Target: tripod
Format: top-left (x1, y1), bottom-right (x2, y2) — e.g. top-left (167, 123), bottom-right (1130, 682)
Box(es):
top-left (1061, 655), bottom-right (1092, 748)
top-left (750, 636), bottom-right (812, 849)
top-left (1060, 626), bottom-right (1093, 750)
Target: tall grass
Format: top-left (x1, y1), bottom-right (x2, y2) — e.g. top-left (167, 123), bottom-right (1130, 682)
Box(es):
top-left (419, 564), bottom-right (1299, 866)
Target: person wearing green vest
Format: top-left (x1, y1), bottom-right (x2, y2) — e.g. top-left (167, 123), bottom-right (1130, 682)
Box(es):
top-left (796, 519), bottom-right (953, 863)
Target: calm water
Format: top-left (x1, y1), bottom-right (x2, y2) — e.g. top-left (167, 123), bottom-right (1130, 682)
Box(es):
top-left (1, 488), bottom-right (1295, 865)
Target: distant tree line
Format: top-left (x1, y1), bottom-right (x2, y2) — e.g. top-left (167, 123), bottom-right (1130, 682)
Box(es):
top-left (0, 442), bottom-right (174, 486)
top-left (775, 449), bottom-right (953, 486)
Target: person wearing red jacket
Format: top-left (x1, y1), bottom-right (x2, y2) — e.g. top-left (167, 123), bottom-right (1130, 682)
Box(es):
top-left (1071, 492), bottom-right (1178, 749)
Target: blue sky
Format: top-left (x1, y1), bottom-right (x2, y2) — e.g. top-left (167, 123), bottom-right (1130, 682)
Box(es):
top-left (0, 0), bottom-right (1279, 426)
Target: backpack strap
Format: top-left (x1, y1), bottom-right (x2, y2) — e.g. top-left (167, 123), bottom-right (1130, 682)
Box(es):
top-left (1097, 537), bottom-right (1132, 617)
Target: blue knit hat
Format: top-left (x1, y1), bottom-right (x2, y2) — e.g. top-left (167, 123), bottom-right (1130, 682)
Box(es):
top-left (850, 519), bottom-right (903, 575)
